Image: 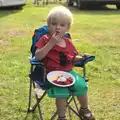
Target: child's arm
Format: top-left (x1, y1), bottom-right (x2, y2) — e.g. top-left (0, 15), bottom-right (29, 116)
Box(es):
top-left (35, 33), bottom-right (62, 60)
top-left (35, 42), bottom-right (54, 60)
top-left (73, 55), bottom-right (84, 63)
top-left (74, 53), bottom-right (91, 63)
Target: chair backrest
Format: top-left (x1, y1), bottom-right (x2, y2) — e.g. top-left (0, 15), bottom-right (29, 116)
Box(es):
top-left (31, 25), bottom-right (49, 57)
top-left (30, 25), bottom-right (71, 57)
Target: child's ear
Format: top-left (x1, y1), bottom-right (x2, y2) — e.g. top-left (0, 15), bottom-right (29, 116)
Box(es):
top-left (67, 25), bottom-right (71, 31)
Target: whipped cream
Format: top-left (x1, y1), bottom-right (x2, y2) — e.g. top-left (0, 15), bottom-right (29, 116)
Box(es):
top-left (57, 76), bottom-right (67, 82)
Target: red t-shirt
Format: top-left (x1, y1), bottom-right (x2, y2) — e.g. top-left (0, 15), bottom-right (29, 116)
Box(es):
top-left (35, 35), bottom-right (78, 72)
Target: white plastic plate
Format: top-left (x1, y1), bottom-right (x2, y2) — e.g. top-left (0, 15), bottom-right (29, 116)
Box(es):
top-left (47, 71), bottom-right (75, 87)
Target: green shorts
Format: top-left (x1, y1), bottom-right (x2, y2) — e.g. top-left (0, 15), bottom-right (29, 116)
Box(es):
top-left (46, 70), bottom-right (88, 98)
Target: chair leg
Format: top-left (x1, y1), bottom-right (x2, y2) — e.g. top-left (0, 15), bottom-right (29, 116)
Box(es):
top-left (28, 79), bottom-right (34, 112)
top-left (36, 95), bottom-right (44, 120)
top-left (50, 97), bottom-right (82, 120)
top-left (67, 104), bottom-right (80, 117)
top-left (68, 107), bottom-right (72, 120)
top-left (27, 79), bottom-right (46, 119)
top-left (72, 96), bottom-right (79, 112)
top-left (31, 91), bottom-right (47, 111)
top-left (67, 97), bottom-right (83, 119)
top-left (50, 98), bottom-right (73, 120)
top-left (50, 111), bottom-right (57, 120)
top-left (32, 81), bottom-right (45, 120)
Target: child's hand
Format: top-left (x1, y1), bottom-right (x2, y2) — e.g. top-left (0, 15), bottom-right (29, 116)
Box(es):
top-left (81, 53), bottom-right (91, 59)
top-left (49, 32), bottom-right (62, 45)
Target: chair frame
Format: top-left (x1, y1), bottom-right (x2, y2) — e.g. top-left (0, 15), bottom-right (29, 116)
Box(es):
top-left (27, 56), bottom-right (91, 120)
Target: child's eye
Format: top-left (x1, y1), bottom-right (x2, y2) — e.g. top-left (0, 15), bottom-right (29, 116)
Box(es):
top-left (60, 24), bottom-right (65, 27)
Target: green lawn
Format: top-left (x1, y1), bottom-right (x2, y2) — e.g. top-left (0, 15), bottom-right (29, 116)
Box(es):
top-left (0, 0), bottom-right (120, 120)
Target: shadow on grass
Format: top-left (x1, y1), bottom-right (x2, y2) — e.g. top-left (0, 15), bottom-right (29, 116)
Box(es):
top-left (0, 6), bottom-right (24, 18)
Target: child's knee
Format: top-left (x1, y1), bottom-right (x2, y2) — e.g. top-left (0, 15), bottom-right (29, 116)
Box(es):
top-left (56, 98), bottom-right (67, 103)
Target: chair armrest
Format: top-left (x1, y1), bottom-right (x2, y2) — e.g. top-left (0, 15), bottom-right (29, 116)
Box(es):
top-left (74, 56), bottom-right (95, 67)
top-left (29, 56), bottom-right (44, 66)
top-left (29, 56), bottom-right (45, 82)
top-left (29, 56), bottom-right (95, 67)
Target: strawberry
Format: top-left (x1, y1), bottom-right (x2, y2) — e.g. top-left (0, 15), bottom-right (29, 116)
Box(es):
top-left (64, 80), bottom-right (71, 85)
top-left (53, 80), bottom-right (58, 84)
top-left (53, 76), bottom-right (73, 86)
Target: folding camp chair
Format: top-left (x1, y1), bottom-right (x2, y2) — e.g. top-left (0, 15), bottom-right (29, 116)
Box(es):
top-left (27, 25), bottom-right (95, 120)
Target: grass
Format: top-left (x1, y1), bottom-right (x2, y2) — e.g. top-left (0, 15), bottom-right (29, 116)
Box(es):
top-left (0, 0), bottom-right (120, 120)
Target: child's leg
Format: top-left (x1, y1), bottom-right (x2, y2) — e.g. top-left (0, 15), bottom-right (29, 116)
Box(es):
top-left (77, 93), bottom-right (88, 108)
top-left (56, 98), bottom-right (67, 120)
top-left (68, 70), bottom-right (95, 119)
top-left (77, 94), bottom-right (95, 120)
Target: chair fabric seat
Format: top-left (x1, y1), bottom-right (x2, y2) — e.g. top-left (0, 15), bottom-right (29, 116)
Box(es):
top-left (46, 70), bottom-right (88, 98)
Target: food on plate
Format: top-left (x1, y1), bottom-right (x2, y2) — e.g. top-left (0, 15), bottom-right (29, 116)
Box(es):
top-left (57, 76), bottom-right (66, 82)
top-left (53, 75), bottom-right (73, 85)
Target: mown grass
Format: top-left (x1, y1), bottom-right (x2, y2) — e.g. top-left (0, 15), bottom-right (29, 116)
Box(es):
top-left (0, 0), bottom-right (120, 120)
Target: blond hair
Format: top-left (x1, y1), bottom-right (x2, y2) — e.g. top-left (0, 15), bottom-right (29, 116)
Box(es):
top-left (47, 6), bottom-right (73, 26)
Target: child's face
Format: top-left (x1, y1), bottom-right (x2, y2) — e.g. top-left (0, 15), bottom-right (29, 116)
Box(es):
top-left (48, 18), bottom-right (70, 37)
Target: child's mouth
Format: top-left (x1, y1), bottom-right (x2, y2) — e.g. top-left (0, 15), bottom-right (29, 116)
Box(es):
top-left (55, 31), bottom-right (60, 35)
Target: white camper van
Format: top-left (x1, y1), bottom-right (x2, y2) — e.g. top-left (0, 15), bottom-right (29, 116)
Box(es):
top-left (0, 0), bottom-right (27, 7)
